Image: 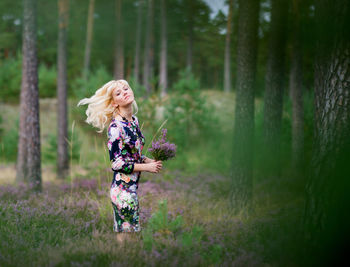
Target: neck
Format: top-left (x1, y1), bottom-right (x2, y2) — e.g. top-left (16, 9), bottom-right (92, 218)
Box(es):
top-left (117, 105), bottom-right (133, 121)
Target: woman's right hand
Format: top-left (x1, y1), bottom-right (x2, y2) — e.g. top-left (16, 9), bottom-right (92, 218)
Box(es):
top-left (147, 160), bottom-right (162, 173)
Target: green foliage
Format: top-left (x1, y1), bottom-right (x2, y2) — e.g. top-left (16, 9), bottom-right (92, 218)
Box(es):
top-left (142, 199), bottom-right (183, 251)
top-left (0, 117), bottom-right (19, 162)
top-left (71, 65), bottom-right (113, 129)
top-left (253, 90), bottom-right (315, 179)
top-left (0, 51), bottom-right (22, 101)
top-left (181, 225), bottom-right (203, 248)
top-left (42, 127), bottom-right (82, 164)
top-left (0, 114), bottom-right (3, 141)
top-left (38, 64), bottom-right (57, 98)
top-left (141, 198), bottom-right (223, 264)
top-left (164, 68), bottom-right (218, 150)
top-left (302, 89), bottom-right (314, 164)
top-left (127, 76), bottom-right (147, 98)
top-left (0, 52), bottom-right (57, 100)
top-left (72, 65), bottom-right (112, 100)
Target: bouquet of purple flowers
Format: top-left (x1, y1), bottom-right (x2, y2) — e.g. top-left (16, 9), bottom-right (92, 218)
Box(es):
top-left (148, 128), bottom-right (176, 161)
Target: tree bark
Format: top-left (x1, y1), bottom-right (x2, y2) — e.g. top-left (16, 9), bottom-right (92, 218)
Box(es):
top-left (159, 0), bottom-right (167, 98)
top-left (133, 0), bottom-right (143, 85)
top-left (303, 0), bottom-right (350, 264)
top-left (21, 0), bottom-right (42, 191)
top-left (16, 0), bottom-right (30, 184)
top-left (224, 0), bottom-right (234, 93)
top-left (289, 0), bottom-right (304, 175)
top-left (114, 0), bottom-right (124, 79)
top-left (57, 0), bottom-right (69, 179)
top-left (142, 0), bottom-right (154, 96)
top-left (262, 0), bottom-right (289, 177)
top-left (83, 0), bottom-right (95, 81)
top-left (230, 0), bottom-right (260, 212)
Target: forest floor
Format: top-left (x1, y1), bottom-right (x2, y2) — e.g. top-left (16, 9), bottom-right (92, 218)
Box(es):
top-left (0, 90), bottom-right (304, 266)
top-left (1, 163), bottom-right (302, 267)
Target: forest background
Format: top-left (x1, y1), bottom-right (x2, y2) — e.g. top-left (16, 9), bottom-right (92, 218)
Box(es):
top-left (0, 0), bottom-right (349, 266)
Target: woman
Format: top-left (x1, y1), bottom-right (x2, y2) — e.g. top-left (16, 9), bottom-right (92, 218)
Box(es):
top-left (77, 79), bottom-right (162, 245)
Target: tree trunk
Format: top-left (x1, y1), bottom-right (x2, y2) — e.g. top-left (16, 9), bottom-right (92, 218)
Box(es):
top-left (133, 0), bottom-right (143, 85)
top-left (303, 0), bottom-right (350, 264)
top-left (57, 0), bottom-right (69, 179)
top-left (186, 0), bottom-right (193, 71)
top-left (230, 0), bottom-right (260, 212)
top-left (289, 0), bottom-right (304, 175)
top-left (114, 0), bottom-right (124, 79)
top-left (21, 0), bottom-right (42, 191)
top-left (224, 0), bottom-right (234, 93)
top-left (262, 0), bottom-right (289, 177)
top-left (159, 0), bottom-right (167, 98)
top-left (16, 6), bottom-right (30, 184)
top-left (83, 0), bottom-right (95, 81)
top-left (143, 0), bottom-right (154, 96)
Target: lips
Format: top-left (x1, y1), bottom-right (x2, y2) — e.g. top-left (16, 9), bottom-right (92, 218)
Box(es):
top-left (125, 95), bottom-right (130, 100)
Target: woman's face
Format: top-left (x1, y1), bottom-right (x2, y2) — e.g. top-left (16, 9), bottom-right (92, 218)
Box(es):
top-left (112, 83), bottom-right (134, 108)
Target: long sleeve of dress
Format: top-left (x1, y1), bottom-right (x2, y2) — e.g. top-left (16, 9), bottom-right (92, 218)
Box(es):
top-left (134, 116), bottom-right (147, 163)
top-left (107, 124), bottom-right (135, 174)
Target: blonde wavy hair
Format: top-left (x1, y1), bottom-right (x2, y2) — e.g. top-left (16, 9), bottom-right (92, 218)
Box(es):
top-left (77, 79), bottom-right (138, 133)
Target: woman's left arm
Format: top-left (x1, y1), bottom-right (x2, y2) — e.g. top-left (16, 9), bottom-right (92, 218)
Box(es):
top-left (141, 155), bottom-right (155, 164)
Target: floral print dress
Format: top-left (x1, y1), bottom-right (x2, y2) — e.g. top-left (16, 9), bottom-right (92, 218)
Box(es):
top-left (107, 115), bottom-right (146, 233)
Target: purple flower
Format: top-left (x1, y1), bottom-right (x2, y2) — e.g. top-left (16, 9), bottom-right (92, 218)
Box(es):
top-left (148, 128), bottom-right (176, 161)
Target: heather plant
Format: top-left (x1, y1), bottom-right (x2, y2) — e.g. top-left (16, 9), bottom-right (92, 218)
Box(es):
top-left (148, 128), bottom-right (176, 161)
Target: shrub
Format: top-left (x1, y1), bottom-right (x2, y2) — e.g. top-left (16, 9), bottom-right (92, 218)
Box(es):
top-left (42, 127), bottom-right (82, 164)
top-left (142, 199), bottom-right (183, 251)
top-left (0, 51), bottom-right (22, 101)
top-left (72, 65), bottom-right (112, 100)
top-left (0, 117), bottom-right (19, 162)
top-left (0, 52), bottom-right (58, 100)
top-left (128, 75), bottom-right (148, 98)
top-left (164, 68), bottom-right (218, 150)
top-left (38, 64), bottom-right (57, 98)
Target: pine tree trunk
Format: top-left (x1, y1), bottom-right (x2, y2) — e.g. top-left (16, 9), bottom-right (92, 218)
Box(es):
top-left (57, 0), bottom-right (69, 179)
top-left (303, 0), bottom-right (350, 264)
top-left (224, 0), bottom-right (234, 93)
top-left (262, 0), bottom-right (289, 177)
top-left (22, 0), bottom-right (42, 191)
top-left (133, 0), bottom-right (143, 85)
top-left (16, 21), bottom-right (29, 184)
top-left (159, 0), bottom-right (167, 98)
top-left (230, 0), bottom-right (260, 212)
top-left (114, 0), bottom-right (124, 79)
top-left (289, 0), bottom-right (304, 175)
top-left (143, 0), bottom-right (154, 96)
top-left (83, 0), bottom-right (95, 81)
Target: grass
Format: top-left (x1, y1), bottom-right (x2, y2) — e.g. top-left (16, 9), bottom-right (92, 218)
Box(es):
top-left (0, 89), bottom-right (306, 266)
